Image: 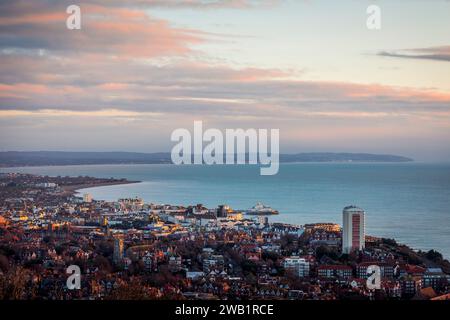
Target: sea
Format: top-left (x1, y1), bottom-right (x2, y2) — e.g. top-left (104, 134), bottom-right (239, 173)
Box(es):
top-left (1, 162), bottom-right (449, 258)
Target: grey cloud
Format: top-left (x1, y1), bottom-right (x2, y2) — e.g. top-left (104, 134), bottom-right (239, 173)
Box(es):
top-left (1, 51), bottom-right (449, 121)
top-left (0, 0), bottom-right (449, 123)
top-left (0, 0), bottom-right (280, 16)
top-left (378, 46), bottom-right (450, 62)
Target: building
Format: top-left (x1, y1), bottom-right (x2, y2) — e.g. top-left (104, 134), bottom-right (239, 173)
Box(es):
top-left (257, 216), bottom-right (269, 226)
top-left (142, 252), bottom-right (154, 271)
top-left (397, 264), bottom-right (425, 278)
top-left (186, 271), bottom-right (205, 280)
top-left (317, 265), bottom-right (353, 279)
top-left (216, 205), bottom-right (230, 218)
top-left (36, 182), bottom-right (57, 188)
top-left (203, 255), bottom-right (225, 273)
top-left (423, 268), bottom-right (448, 290)
top-left (398, 264), bottom-right (425, 297)
top-left (356, 262), bottom-right (394, 279)
top-left (402, 276), bottom-right (422, 296)
top-left (168, 256), bottom-right (183, 272)
top-left (284, 257), bottom-right (310, 277)
top-left (304, 223), bottom-right (341, 233)
top-left (310, 230), bottom-right (341, 246)
top-left (342, 205), bottom-right (365, 254)
top-left (83, 193), bottom-right (93, 203)
top-left (113, 237), bottom-right (124, 265)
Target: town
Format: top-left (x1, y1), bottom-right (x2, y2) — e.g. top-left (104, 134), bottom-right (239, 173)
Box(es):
top-left (0, 173), bottom-right (449, 300)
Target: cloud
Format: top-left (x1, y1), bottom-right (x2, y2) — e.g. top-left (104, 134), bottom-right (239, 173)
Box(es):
top-left (94, 0), bottom-right (281, 9)
top-left (0, 2), bottom-right (205, 59)
top-left (0, 0), bottom-right (449, 158)
top-left (1, 53), bottom-right (449, 121)
top-left (0, 0), bottom-right (278, 60)
top-left (378, 46), bottom-right (450, 62)
top-left (0, 108), bottom-right (163, 118)
top-left (0, 0), bottom-right (279, 16)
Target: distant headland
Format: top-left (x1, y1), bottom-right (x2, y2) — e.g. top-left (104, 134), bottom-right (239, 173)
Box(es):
top-left (0, 151), bottom-right (413, 167)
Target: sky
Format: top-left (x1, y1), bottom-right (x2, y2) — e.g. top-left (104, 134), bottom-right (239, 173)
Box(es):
top-left (0, 0), bottom-right (449, 161)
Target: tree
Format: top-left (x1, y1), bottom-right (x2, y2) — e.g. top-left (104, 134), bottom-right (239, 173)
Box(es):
top-left (96, 240), bottom-right (113, 256)
top-left (382, 238), bottom-right (397, 247)
top-left (0, 267), bottom-right (30, 300)
top-left (0, 254), bottom-right (9, 272)
top-left (425, 250), bottom-right (443, 263)
top-left (94, 255), bottom-right (112, 273)
top-left (107, 280), bottom-right (158, 300)
top-left (316, 246), bottom-right (339, 261)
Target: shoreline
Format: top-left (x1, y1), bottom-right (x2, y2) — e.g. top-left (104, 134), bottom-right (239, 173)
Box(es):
top-left (64, 178), bottom-right (448, 261)
top-left (3, 170), bottom-right (448, 260)
top-left (65, 179), bottom-right (450, 267)
top-left (61, 180), bottom-right (141, 196)
top-left (0, 161), bottom-right (416, 169)
top-left (62, 179), bottom-right (449, 260)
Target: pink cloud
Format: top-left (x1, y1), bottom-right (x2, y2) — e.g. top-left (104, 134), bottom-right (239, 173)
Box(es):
top-left (0, 3), bottom-right (205, 59)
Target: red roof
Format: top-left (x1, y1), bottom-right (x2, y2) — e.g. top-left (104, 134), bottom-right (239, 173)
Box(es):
top-left (357, 261), bottom-right (393, 267)
top-left (318, 265), bottom-right (352, 271)
top-left (403, 264), bottom-right (426, 274)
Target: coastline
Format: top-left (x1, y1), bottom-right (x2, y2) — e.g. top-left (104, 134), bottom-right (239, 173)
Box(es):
top-left (66, 180), bottom-right (450, 271)
top-left (0, 160), bottom-right (414, 169)
top-left (61, 180), bottom-right (141, 196)
top-left (0, 151), bottom-right (414, 168)
top-left (1, 172), bottom-right (450, 301)
top-left (2, 164), bottom-right (449, 260)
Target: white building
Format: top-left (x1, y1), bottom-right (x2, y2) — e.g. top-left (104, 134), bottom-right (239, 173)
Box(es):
top-left (36, 182), bottom-right (57, 188)
top-left (83, 193), bottom-right (93, 203)
top-left (342, 205), bottom-right (365, 254)
top-left (283, 257), bottom-right (310, 277)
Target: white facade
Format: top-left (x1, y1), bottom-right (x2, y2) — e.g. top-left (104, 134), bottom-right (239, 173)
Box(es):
top-left (83, 193), bottom-right (92, 203)
top-left (342, 206), bottom-right (365, 254)
top-left (284, 257), bottom-right (310, 277)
